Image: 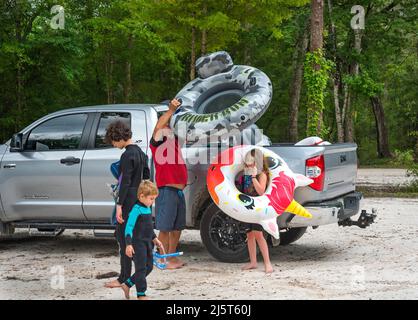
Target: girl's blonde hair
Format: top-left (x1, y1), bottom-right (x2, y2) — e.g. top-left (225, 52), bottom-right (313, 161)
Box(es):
top-left (137, 180), bottom-right (159, 198)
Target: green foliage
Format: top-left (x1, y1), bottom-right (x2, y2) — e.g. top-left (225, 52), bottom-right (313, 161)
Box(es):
top-left (304, 49), bottom-right (334, 137)
top-left (343, 70), bottom-right (384, 98)
top-left (392, 149), bottom-right (415, 166)
top-left (0, 0), bottom-right (416, 165)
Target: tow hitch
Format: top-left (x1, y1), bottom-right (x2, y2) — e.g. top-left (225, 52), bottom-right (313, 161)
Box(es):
top-left (338, 209), bottom-right (377, 228)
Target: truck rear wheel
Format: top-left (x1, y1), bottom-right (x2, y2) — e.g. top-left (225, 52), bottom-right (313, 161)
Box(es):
top-left (200, 203), bottom-right (249, 263)
top-left (279, 227), bottom-right (307, 245)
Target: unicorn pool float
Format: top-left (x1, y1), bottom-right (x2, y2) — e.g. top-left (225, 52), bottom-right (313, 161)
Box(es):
top-left (207, 145), bottom-right (314, 239)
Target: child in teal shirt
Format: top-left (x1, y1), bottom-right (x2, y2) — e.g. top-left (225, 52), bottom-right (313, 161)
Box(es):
top-left (121, 180), bottom-right (164, 300)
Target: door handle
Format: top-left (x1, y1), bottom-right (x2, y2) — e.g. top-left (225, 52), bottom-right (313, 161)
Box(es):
top-left (3, 164), bottom-right (16, 169)
top-left (60, 157), bottom-right (81, 165)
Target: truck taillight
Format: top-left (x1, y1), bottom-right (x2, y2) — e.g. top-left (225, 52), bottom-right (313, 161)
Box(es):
top-left (306, 155), bottom-right (325, 191)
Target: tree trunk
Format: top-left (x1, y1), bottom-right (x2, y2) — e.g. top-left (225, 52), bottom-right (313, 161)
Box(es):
top-left (201, 30), bottom-right (207, 56)
top-left (190, 25), bottom-right (196, 80)
top-left (105, 52), bottom-right (114, 104)
top-left (15, 17), bottom-right (24, 131)
top-left (327, 0), bottom-right (344, 142)
top-left (333, 78), bottom-right (344, 142)
top-left (370, 96), bottom-right (392, 158)
top-left (16, 63), bottom-right (23, 131)
top-left (344, 98), bottom-right (355, 142)
top-left (344, 30), bottom-right (363, 143)
top-left (310, 0), bottom-right (324, 56)
top-left (243, 3), bottom-right (251, 65)
top-left (110, 57), bottom-right (114, 103)
top-left (201, 2), bottom-right (207, 55)
top-left (124, 34), bottom-right (133, 103)
top-left (288, 26), bottom-right (309, 142)
top-left (105, 59), bottom-right (110, 104)
top-left (307, 0), bottom-right (324, 135)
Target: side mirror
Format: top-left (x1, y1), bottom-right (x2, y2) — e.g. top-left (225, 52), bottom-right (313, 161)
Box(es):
top-left (10, 133), bottom-right (24, 152)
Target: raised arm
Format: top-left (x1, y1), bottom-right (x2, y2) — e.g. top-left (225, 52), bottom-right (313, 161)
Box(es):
top-left (152, 98), bottom-right (181, 141)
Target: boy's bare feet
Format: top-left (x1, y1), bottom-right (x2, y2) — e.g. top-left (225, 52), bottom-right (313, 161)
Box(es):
top-left (165, 257), bottom-right (185, 269)
top-left (138, 296), bottom-right (150, 300)
top-left (264, 263), bottom-right (274, 274)
top-left (104, 279), bottom-right (121, 288)
top-left (120, 284), bottom-right (130, 300)
top-left (242, 263), bottom-right (258, 271)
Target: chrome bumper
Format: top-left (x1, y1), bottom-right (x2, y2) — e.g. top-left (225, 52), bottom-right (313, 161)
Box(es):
top-left (287, 206), bottom-right (340, 228)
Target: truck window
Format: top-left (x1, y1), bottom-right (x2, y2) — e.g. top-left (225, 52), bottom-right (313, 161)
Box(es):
top-left (95, 112), bottom-right (131, 148)
top-left (26, 113), bottom-right (88, 151)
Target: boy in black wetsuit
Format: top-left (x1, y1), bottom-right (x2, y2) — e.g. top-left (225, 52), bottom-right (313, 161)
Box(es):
top-left (121, 180), bottom-right (164, 300)
top-left (104, 121), bottom-right (150, 289)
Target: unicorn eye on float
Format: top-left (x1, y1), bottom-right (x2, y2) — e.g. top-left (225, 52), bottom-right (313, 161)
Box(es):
top-left (266, 156), bottom-right (281, 170)
top-left (238, 194), bottom-right (255, 210)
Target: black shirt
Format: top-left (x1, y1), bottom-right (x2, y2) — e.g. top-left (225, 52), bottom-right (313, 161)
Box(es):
top-left (117, 144), bottom-right (150, 206)
top-left (125, 201), bottom-right (156, 245)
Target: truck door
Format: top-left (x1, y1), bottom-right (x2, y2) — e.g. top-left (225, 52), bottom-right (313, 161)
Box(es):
top-left (81, 110), bottom-right (149, 222)
top-left (0, 113), bottom-right (91, 222)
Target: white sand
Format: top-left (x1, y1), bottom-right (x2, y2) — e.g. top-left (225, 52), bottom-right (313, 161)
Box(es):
top-left (0, 197), bottom-right (417, 300)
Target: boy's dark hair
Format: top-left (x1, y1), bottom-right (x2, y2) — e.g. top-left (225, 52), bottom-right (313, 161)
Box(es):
top-left (105, 120), bottom-right (132, 144)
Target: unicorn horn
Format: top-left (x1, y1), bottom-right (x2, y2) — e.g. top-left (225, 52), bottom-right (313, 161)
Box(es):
top-left (285, 199), bottom-right (312, 219)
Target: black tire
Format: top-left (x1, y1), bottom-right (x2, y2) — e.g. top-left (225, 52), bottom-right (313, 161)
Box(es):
top-left (37, 228), bottom-right (65, 236)
top-left (279, 227), bottom-right (307, 245)
top-left (200, 203), bottom-right (249, 263)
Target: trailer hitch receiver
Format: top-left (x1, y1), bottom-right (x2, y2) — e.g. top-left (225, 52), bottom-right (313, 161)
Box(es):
top-left (338, 209), bottom-right (377, 228)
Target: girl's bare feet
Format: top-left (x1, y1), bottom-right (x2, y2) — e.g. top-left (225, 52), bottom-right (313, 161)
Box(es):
top-left (264, 263), bottom-right (274, 274)
top-left (242, 263), bottom-right (257, 271)
top-left (120, 284), bottom-right (130, 300)
top-left (166, 260), bottom-right (185, 269)
top-left (138, 295), bottom-right (150, 300)
top-left (104, 279), bottom-right (121, 288)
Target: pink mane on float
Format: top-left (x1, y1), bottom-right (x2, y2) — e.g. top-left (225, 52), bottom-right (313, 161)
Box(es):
top-left (266, 171), bottom-right (295, 215)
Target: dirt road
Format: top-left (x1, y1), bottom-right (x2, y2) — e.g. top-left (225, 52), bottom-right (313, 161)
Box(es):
top-left (357, 168), bottom-right (414, 187)
top-left (0, 197), bottom-right (417, 300)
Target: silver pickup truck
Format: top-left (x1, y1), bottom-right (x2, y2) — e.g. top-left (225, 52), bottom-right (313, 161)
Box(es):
top-left (0, 104), bottom-right (376, 262)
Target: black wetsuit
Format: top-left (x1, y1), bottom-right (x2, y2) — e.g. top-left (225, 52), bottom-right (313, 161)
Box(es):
top-left (124, 202), bottom-right (156, 297)
top-left (116, 144), bottom-right (150, 284)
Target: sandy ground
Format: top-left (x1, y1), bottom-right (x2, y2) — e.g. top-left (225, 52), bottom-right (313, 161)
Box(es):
top-left (0, 196), bottom-right (417, 300)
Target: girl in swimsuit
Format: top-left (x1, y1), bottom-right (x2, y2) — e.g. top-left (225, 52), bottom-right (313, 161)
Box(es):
top-left (237, 149), bottom-right (273, 274)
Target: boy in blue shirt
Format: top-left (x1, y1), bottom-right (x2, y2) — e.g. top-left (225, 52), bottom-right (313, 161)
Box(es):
top-left (121, 180), bottom-right (164, 300)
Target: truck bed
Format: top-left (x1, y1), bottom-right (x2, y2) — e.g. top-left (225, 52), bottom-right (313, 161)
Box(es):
top-left (268, 143), bottom-right (358, 204)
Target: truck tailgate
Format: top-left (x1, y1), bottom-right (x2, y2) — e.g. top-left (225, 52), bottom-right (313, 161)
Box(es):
top-left (322, 144), bottom-right (357, 197)
top-left (268, 143), bottom-right (358, 204)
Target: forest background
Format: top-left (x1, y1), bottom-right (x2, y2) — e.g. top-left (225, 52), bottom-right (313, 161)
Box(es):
top-left (0, 0), bottom-right (417, 167)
